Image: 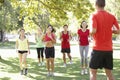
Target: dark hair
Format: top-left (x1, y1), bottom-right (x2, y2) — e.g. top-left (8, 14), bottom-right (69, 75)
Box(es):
top-left (95, 0), bottom-right (105, 8)
top-left (80, 21), bottom-right (88, 28)
top-left (19, 28), bottom-right (25, 32)
top-left (63, 24), bottom-right (68, 28)
top-left (47, 24), bottom-right (56, 33)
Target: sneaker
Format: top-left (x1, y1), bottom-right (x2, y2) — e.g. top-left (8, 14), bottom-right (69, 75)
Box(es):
top-left (47, 72), bottom-right (50, 77)
top-left (84, 69), bottom-right (88, 74)
top-left (63, 63), bottom-right (67, 67)
top-left (38, 63), bottom-right (41, 66)
top-left (20, 70), bottom-right (23, 75)
top-left (69, 60), bottom-right (73, 64)
top-left (51, 72), bottom-right (54, 77)
top-left (24, 68), bottom-right (28, 75)
top-left (81, 69), bottom-right (84, 75)
top-left (41, 62), bottom-right (45, 66)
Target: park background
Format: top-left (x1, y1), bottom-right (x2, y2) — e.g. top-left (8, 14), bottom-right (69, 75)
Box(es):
top-left (0, 0), bottom-right (120, 80)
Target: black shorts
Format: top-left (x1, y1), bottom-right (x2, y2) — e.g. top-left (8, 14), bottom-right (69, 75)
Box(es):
top-left (61, 48), bottom-right (71, 53)
top-left (45, 47), bottom-right (55, 58)
top-left (89, 50), bottom-right (113, 70)
top-left (18, 50), bottom-right (28, 54)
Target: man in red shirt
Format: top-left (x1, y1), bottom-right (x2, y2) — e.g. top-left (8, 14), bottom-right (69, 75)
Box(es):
top-left (89, 0), bottom-right (120, 80)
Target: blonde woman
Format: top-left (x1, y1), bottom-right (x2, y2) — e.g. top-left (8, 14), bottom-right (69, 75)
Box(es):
top-left (16, 28), bottom-right (30, 75)
top-left (35, 27), bottom-right (45, 66)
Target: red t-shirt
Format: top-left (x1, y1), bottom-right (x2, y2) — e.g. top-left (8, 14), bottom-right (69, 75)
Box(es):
top-left (61, 31), bottom-right (70, 49)
top-left (91, 10), bottom-right (120, 51)
top-left (77, 29), bottom-right (89, 46)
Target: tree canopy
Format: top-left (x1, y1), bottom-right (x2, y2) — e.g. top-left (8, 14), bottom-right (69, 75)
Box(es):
top-left (0, 0), bottom-right (94, 33)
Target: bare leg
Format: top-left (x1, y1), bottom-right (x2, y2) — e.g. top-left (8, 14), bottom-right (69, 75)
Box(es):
top-left (42, 57), bottom-right (44, 62)
top-left (46, 58), bottom-right (50, 72)
top-left (63, 53), bottom-right (66, 64)
top-left (90, 68), bottom-right (97, 80)
top-left (18, 53), bottom-right (23, 70)
top-left (67, 53), bottom-right (72, 61)
top-left (38, 58), bottom-right (40, 63)
top-left (50, 58), bottom-right (54, 72)
top-left (22, 53), bottom-right (27, 68)
top-left (105, 69), bottom-right (115, 80)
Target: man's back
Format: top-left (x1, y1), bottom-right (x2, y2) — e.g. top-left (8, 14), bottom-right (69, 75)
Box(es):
top-left (92, 10), bottom-right (119, 51)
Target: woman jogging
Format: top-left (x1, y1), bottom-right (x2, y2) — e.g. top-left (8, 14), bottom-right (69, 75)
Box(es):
top-left (60, 25), bottom-right (72, 67)
top-left (77, 21), bottom-right (89, 75)
top-left (42, 25), bottom-right (56, 76)
top-left (16, 28), bottom-right (30, 75)
top-left (35, 27), bottom-right (45, 66)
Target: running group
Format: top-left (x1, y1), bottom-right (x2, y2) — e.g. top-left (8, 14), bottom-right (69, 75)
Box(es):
top-left (15, 0), bottom-right (120, 80)
top-left (16, 22), bottom-right (89, 76)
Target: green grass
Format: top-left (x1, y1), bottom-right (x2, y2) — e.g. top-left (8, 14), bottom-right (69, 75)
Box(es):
top-left (0, 41), bottom-right (15, 49)
top-left (0, 57), bottom-right (120, 80)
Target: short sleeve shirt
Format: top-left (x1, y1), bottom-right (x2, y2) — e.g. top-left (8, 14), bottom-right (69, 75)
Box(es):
top-left (91, 10), bottom-right (119, 51)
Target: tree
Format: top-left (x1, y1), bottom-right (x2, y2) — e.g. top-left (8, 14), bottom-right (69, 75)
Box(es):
top-left (0, 0), bottom-right (94, 37)
top-left (106, 0), bottom-right (120, 21)
top-left (9, 0), bottom-right (94, 30)
top-left (0, 0), bottom-right (20, 41)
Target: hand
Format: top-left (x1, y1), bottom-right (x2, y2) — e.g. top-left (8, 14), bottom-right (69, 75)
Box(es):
top-left (16, 50), bottom-right (18, 53)
top-left (112, 30), bottom-right (119, 34)
top-left (61, 39), bottom-right (63, 42)
top-left (49, 35), bottom-right (53, 39)
top-left (67, 39), bottom-right (70, 42)
top-left (28, 50), bottom-right (30, 54)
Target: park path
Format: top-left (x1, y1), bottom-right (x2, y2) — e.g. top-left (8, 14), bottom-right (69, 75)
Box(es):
top-left (1, 35), bottom-right (119, 59)
top-left (0, 44), bottom-right (120, 59)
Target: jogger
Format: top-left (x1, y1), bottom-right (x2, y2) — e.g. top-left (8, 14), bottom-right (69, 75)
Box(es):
top-left (16, 28), bottom-right (30, 75)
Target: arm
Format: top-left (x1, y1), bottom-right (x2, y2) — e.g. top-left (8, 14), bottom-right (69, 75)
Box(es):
top-left (77, 34), bottom-right (80, 44)
top-left (68, 31), bottom-right (72, 41)
top-left (112, 17), bottom-right (120, 34)
top-left (90, 15), bottom-right (97, 36)
top-left (51, 33), bottom-right (56, 44)
top-left (90, 28), bottom-right (97, 36)
top-left (27, 39), bottom-right (30, 54)
top-left (59, 32), bottom-right (63, 41)
top-left (41, 34), bottom-right (45, 42)
top-left (15, 40), bottom-right (18, 52)
top-left (35, 33), bottom-right (37, 42)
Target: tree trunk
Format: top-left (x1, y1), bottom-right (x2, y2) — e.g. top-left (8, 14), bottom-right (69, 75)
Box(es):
top-left (0, 30), bottom-right (4, 42)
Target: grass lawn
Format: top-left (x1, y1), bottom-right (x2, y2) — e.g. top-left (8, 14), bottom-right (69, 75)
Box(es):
top-left (0, 57), bottom-right (120, 80)
top-left (0, 41), bottom-right (120, 80)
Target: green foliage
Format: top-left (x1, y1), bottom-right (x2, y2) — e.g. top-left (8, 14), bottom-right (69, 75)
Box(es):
top-left (0, 0), bottom-right (19, 32)
top-left (0, 0), bottom-right (94, 32)
top-left (106, 0), bottom-right (120, 21)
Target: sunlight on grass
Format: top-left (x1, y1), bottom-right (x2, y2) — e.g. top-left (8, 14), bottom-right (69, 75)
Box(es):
top-left (0, 57), bottom-right (120, 80)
